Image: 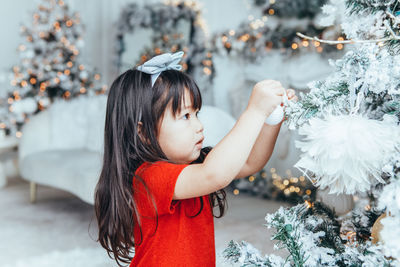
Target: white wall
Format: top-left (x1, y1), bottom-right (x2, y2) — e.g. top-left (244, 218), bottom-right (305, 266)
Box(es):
top-left (0, 0), bottom-right (37, 96)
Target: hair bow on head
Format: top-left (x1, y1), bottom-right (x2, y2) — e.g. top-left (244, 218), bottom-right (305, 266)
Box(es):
top-left (137, 51), bottom-right (184, 86)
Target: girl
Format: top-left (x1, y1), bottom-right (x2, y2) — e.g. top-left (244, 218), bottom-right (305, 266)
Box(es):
top-left (95, 52), bottom-right (296, 266)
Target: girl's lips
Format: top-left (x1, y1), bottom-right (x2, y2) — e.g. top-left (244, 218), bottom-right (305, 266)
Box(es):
top-left (196, 137), bottom-right (204, 145)
top-left (195, 142), bottom-right (203, 149)
top-left (195, 138), bottom-right (204, 148)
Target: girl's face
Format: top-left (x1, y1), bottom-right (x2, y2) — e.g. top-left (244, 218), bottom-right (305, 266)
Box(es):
top-left (157, 89), bottom-right (204, 164)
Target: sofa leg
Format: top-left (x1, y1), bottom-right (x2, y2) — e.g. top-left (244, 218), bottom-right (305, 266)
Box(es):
top-left (30, 182), bottom-right (37, 203)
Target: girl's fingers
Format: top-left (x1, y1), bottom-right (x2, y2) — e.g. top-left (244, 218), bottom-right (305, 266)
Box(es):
top-left (286, 88), bottom-right (295, 96)
top-left (286, 89), bottom-right (296, 100)
top-left (272, 86), bottom-right (285, 96)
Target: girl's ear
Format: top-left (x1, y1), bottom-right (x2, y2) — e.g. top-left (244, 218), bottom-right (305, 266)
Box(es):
top-left (137, 122), bottom-right (150, 144)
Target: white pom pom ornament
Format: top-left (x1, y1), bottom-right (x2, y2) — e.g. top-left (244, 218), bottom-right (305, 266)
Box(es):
top-left (295, 114), bottom-right (400, 194)
top-left (265, 105), bottom-right (284, 125)
top-left (265, 93), bottom-right (288, 125)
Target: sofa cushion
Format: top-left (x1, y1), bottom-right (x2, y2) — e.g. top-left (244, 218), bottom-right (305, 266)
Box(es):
top-left (49, 96), bottom-right (89, 150)
top-left (85, 95), bottom-right (107, 153)
top-left (20, 149), bottom-right (102, 204)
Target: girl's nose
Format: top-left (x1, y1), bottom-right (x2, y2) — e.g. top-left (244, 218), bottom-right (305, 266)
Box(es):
top-left (195, 117), bottom-right (204, 133)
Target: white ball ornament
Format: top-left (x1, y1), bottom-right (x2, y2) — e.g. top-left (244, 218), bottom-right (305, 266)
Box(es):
top-left (22, 98), bottom-right (38, 114)
top-left (76, 39), bottom-right (85, 48)
top-left (40, 97), bottom-right (51, 107)
top-left (24, 50), bottom-right (35, 59)
top-left (265, 105), bottom-right (284, 125)
top-left (59, 74), bottom-right (68, 82)
top-left (11, 102), bottom-right (23, 114)
top-left (11, 98), bottom-right (37, 115)
top-left (316, 188), bottom-right (354, 215)
top-left (79, 71), bottom-right (89, 80)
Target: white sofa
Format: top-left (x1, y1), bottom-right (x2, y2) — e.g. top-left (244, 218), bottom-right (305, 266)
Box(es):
top-left (18, 94), bottom-right (235, 205)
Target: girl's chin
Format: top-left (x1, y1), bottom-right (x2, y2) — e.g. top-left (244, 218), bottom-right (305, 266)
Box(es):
top-left (188, 151), bottom-right (201, 163)
top-left (171, 150), bottom-right (202, 164)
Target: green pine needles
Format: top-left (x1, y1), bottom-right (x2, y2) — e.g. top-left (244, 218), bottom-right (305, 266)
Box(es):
top-left (346, 0), bottom-right (400, 51)
top-left (346, 0), bottom-right (400, 15)
top-left (223, 201), bottom-right (394, 266)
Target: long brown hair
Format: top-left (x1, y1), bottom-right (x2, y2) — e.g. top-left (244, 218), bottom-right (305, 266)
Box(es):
top-left (94, 69), bottom-right (227, 266)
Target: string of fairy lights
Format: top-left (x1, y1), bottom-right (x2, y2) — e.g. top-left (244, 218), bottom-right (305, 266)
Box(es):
top-left (217, 28), bottom-right (345, 54)
top-left (230, 167), bottom-right (316, 203)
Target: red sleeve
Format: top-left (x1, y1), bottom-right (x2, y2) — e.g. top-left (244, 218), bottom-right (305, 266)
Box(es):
top-left (136, 161), bottom-right (188, 215)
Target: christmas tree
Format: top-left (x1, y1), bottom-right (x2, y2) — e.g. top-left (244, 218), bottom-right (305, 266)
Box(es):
top-left (224, 0), bottom-right (400, 265)
top-left (115, 1), bottom-right (215, 91)
top-left (3, 0), bottom-right (106, 137)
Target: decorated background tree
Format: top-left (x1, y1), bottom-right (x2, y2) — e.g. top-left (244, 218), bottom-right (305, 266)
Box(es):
top-left (2, 0), bottom-right (106, 137)
top-left (115, 1), bottom-right (215, 92)
top-left (224, 0), bottom-right (400, 265)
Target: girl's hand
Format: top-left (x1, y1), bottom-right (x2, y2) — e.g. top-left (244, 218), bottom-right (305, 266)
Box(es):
top-left (247, 80), bottom-right (286, 119)
top-left (283, 89), bottom-right (298, 122)
top-left (286, 88), bottom-right (298, 102)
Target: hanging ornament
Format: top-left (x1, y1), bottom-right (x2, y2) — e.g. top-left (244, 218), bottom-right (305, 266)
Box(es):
top-left (11, 97), bottom-right (38, 114)
top-left (79, 70), bottom-right (88, 80)
top-left (378, 212), bottom-right (400, 259)
top-left (265, 92), bottom-right (288, 125)
top-left (316, 188), bottom-right (354, 215)
top-left (295, 114), bottom-right (400, 194)
top-left (40, 97), bottom-right (51, 107)
top-left (371, 213), bottom-right (387, 244)
top-left (265, 105), bottom-right (284, 125)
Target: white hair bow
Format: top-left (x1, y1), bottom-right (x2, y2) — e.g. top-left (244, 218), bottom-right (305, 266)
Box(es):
top-left (137, 51), bottom-right (184, 86)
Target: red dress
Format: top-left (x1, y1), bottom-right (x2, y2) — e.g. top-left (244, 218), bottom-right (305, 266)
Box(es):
top-left (130, 161), bottom-right (215, 267)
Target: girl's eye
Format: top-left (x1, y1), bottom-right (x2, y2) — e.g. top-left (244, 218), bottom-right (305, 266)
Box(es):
top-left (183, 113), bottom-right (190, 120)
top-left (195, 111), bottom-right (200, 117)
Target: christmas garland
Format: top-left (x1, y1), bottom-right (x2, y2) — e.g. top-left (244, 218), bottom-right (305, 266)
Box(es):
top-left (114, 1), bottom-right (215, 89)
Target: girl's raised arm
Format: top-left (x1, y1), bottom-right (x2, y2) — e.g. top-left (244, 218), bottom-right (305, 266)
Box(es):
top-left (173, 80), bottom-right (285, 200)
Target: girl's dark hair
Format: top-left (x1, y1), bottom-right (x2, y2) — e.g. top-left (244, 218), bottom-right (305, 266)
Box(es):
top-left (94, 69), bottom-right (227, 266)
